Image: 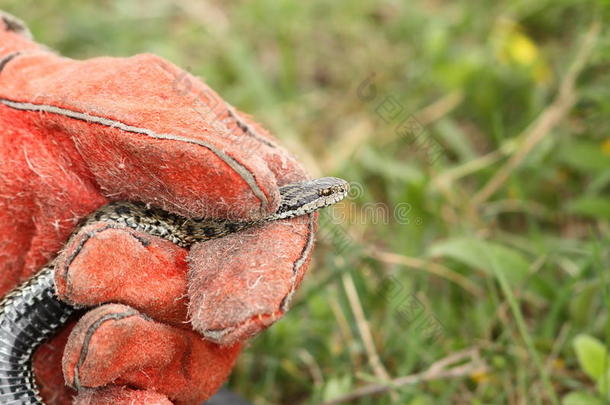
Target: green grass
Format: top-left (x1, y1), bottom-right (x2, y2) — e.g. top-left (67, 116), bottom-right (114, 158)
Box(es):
top-left (3, 0), bottom-right (610, 403)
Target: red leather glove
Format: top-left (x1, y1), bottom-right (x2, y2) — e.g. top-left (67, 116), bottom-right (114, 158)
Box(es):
top-left (0, 12), bottom-right (317, 404)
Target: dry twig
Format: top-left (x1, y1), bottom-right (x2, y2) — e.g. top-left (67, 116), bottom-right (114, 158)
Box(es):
top-left (316, 347), bottom-right (487, 405)
top-left (415, 91), bottom-right (464, 127)
top-left (342, 273), bottom-right (393, 384)
top-left (471, 20), bottom-right (600, 206)
top-left (366, 248), bottom-right (483, 296)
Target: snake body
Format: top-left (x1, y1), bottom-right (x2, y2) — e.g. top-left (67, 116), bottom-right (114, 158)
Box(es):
top-left (0, 177), bottom-right (349, 404)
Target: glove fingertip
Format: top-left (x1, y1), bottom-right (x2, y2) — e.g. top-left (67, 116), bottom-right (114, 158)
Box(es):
top-left (74, 386), bottom-right (172, 405)
top-left (63, 303), bottom-right (242, 404)
top-left (187, 213), bottom-right (317, 344)
top-left (0, 10), bottom-right (32, 39)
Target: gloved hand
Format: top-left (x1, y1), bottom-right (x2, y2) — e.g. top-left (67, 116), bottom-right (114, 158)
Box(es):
top-left (0, 12), bottom-right (317, 405)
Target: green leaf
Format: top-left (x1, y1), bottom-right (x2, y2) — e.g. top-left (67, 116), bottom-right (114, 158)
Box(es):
top-left (567, 197), bottom-right (610, 221)
top-left (434, 118), bottom-right (476, 162)
top-left (597, 368), bottom-right (610, 397)
top-left (427, 237), bottom-right (529, 284)
top-left (569, 282), bottom-right (600, 326)
top-left (573, 334), bottom-right (609, 380)
top-left (408, 394), bottom-right (435, 405)
top-left (562, 391), bottom-right (604, 405)
top-left (359, 147), bottom-right (425, 184)
top-left (559, 140), bottom-right (610, 173)
top-left (321, 375), bottom-right (352, 401)
top-left (587, 170), bottom-right (610, 195)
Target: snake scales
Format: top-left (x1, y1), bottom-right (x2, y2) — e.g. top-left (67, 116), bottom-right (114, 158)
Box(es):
top-left (0, 176), bottom-right (349, 404)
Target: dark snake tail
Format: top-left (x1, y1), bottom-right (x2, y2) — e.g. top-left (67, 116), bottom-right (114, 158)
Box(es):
top-left (0, 177), bottom-right (349, 404)
top-left (0, 267), bottom-right (76, 404)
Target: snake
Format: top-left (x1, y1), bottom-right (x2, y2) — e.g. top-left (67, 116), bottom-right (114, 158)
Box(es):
top-left (0, 176), bottom-right (349, 404)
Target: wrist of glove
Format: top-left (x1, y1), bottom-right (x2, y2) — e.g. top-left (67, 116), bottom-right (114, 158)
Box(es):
top-left (0, 11), bottom-right (316, 404)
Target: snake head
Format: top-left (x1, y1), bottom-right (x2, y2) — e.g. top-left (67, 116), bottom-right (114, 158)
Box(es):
top-left (273, 177), bottom-right (350, 219)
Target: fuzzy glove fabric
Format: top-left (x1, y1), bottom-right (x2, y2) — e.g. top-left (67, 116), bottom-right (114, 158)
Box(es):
top-left (0, 12), bottom-right (317, 405)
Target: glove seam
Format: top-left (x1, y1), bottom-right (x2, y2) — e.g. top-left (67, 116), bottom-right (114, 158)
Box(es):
top-left (154, 60), bottom-right (278, 151)
top-left (71, 308), bottom-right (145, 390)
top-left (224, 102), bottom-right (277, 149)
top-left (0, 97), bottom-right (271, 215)
top-left (281, 213), bottom-right (316, 312)
top-left (58, 223), bottom-right (151, 300)
top-left (0, 51), bottom-right (21, 73)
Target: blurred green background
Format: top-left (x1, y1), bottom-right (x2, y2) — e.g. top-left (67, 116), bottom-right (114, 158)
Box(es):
top-left (2, 1), bottom-right (610, 404)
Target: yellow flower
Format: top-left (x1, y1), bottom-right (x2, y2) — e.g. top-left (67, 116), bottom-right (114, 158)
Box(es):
top-left (492, 18), bottom-right (552, 84)
top-left (471, 370), bottom-right (491, 384)
top-left (601, 139), bottom-right (610, 155)
top-left (552, 358), bottom-right (565, 370)
top-left (507, 33), bottom-right (538, 65)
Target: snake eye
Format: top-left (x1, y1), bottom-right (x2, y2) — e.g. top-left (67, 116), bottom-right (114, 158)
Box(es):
top-left (319, 188), bottom-right (333, 197)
